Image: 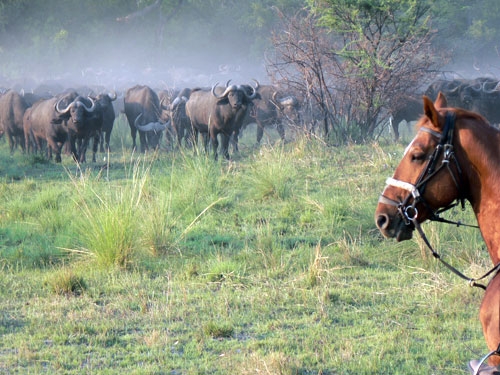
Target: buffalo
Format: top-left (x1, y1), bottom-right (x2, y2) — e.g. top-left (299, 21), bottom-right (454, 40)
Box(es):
top-left (94, 91), bottom-right (117, 152)
top-left (185, 82), bottom-right (256, 160)
top-left (169, 87), bottom-right (193, 147)
top-left (0, 90), bottom-right (29, 153)
top-left (424, 77), bottom-right (500, 126)
top-left (424, 79), bottom-right (466, 107)
top-left (241, 83), bottom-right (300, 146)
top-left (388, 95), bottom-right (422, 141)
top-left (124, 85), bottom-right (170, 153)
top-left (24, 91), bottom-right (78, 162)
top-left (56, 94), bottom-right (100, 163)
top-left (23, 91), bottom-right (99, 162)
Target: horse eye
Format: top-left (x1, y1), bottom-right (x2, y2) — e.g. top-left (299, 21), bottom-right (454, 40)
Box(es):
top-left (411, 152), bottom-right (426, 162)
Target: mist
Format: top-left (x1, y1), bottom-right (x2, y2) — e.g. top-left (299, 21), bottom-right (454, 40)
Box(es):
top-left (0, 1), bottom-right (273, 94)
top-left (2, 1), bottom-right (500, 96)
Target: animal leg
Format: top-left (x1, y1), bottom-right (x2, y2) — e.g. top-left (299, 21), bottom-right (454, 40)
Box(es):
top-left (92, 133), bottom-right (99, 162)
top-left (210, 131), bottom-right (219, 161)
top-left (220, 132), bottom-right (230, 160)
top-left (391, 118), bottom-right (400, 141)
top-left (130, 127), bottom-right (137, 151)
top-left (139, 131), bottom-right (148, 153)
top-left (277, 123), bottom-right (285, 141)
top-left (256, 123), bottom-right (264, 144)
top-left (46, 138), bottom-right (60, 162)
top-left (479, 273), bottom-right (500, 367)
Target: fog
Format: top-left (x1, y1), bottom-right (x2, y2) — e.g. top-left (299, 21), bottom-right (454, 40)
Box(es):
top-left (2, 1), bottom-right (500, 96)
top-left (0, 2), bottom-right (273, 94)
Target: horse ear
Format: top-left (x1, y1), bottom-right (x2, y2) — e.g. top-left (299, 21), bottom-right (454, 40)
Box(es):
top-left (423, 95), bottom-right (441, 128)
top-left (435, 91), bottom-right (447, 108)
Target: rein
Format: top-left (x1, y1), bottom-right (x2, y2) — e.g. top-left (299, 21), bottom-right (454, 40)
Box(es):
top-left (411, 217), bottom-right (500, 290)
top-left (380, 112), bottom-right (499, 290)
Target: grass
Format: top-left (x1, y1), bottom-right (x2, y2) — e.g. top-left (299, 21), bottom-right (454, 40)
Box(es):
top-left (0, 126), bottom-right (489, 374)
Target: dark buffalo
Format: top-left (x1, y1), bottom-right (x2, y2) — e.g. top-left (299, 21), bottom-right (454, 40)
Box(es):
top-left (169, 87), bottom-right (192, 147)
top-left (56, 94), bottom-right (100, 163)
top-left (124, 85), bottom-right (170, 153)
top-left (425, 77), bottom-right (500, 126)
top-left (23, 92), bottom-right (98, 162)
top-left (24, 91), bottom-right (79, 162)
top-left (388, 95), bottom-right (422, 141)
top-left (94, 91), bottom-right (117, 152)
top-left (156, 89), bottom-right (178, 149)
top-left (424, 79), bottom-right (466, 107)
top-left (185, 82), bottom-right (256, 160)
top-left (459, 77), bottom-right (500, 125)
top-left (241, 84), bottom-right (300, 146)
top-left (0, 90), bottom-right (29, 153)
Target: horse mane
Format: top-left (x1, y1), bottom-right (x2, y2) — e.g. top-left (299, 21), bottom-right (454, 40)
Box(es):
top-left (453, 107), bottom-right (491, 128)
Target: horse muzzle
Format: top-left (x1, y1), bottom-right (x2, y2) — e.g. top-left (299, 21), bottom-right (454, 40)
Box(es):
top-left (375, 211), bottom-right (414, 242)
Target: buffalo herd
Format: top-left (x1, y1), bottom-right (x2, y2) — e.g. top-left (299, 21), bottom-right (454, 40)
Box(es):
top-left (1, 76), bottom-right (500, 161)
top-left (390, 76), bottom-right (500, 140)
top-left (0, 79), bottom-right (301, 162)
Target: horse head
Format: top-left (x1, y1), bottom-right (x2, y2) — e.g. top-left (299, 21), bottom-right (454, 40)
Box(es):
top-left (375, 92), bottom-right (463, 241)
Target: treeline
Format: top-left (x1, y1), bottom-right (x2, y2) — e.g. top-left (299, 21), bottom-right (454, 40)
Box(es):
top-left (0, 0), bottom-right (304, 80)
top-left (0, 0), bottom-right (499, 80)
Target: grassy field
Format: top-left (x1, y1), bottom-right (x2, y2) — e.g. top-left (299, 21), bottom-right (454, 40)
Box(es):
top-left (0, 119), bottom-right (491, 374)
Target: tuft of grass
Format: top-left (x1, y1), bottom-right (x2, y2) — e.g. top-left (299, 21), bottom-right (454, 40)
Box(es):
top-left (244, 144), bottom-right (296, 200)
top-left (205, 259), bottom-right (243, 283)
top-left (305, 241), bottom-right (329, 288)
top-left (235, 352), bottom-right (301, 375)
top-left (203, 321), bottom-right (234, 338)
top-left (68, 158), bottom-right (150, 269)
top-left (45, 268), bottom-right (87, 296)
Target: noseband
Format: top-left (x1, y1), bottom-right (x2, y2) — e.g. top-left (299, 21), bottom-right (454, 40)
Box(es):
top-left (379, 112), bottom-right (465, 225)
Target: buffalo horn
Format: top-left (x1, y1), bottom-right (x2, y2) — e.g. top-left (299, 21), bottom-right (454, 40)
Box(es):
top-left (134, 113), bottom-right (169, 132)
top-left (279, 96), bottom-right (298, 106)
top-left (240, 83), bottom-right (257, 99)
top-left (108, 91), bottom-right (117, 101)
top-left (55, 97), bottom-right (75, 114)
top-left (212, 82), bottom-right (237, 99)
top-left (77, 96), bottom-right (96, 112)
top-left (482, 81), bottom-right (500, 93)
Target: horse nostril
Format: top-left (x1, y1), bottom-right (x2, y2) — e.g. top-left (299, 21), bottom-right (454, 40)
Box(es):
top-left (376, 213), bottom-right (389, 230)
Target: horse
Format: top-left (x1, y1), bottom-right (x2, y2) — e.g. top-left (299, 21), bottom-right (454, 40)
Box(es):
top-left (374, 92), bottom-right (500, 374)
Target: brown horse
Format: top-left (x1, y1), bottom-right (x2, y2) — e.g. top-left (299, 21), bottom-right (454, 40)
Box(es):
top-left (374, 92), bottom-right (500, 374)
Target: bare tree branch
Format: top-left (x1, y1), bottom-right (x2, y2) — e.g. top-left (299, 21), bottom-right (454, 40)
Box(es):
top-left (116, 0), bottom-right (161, 23)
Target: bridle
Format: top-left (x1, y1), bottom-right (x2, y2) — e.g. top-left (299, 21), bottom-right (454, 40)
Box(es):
top-left (379, 112), bottom-right (466, 225)
top-left (379, 112), bottom-right (500, 290)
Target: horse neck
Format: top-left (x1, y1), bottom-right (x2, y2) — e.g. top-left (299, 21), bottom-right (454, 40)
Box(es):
top-left (458, 120), bottom-right (500, 264)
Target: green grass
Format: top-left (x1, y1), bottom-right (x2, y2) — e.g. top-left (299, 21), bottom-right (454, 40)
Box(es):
top-left (0, 128), bottom-right (488, 374)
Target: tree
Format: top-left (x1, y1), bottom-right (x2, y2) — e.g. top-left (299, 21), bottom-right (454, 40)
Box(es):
top-left (431, 0), bottom-right (500, 75)
top-left (267, 0), bottom-right (438, 143)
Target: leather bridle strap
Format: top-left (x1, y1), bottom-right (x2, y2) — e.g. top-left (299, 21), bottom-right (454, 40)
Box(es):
top-left (411, 216), bottom-right (500, 290)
